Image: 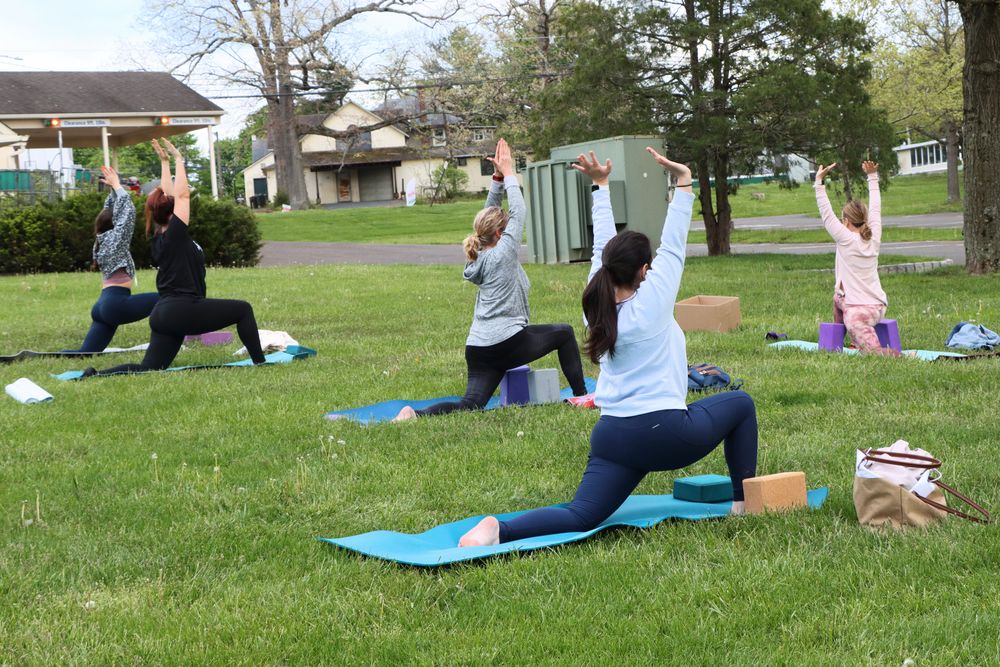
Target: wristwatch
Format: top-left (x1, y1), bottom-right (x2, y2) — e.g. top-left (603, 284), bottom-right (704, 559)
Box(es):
top-left (591, 184), bottom-right (601, 192)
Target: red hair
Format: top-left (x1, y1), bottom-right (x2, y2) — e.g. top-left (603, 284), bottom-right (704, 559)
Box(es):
top-left (145, 187), bottom-right (174, 237)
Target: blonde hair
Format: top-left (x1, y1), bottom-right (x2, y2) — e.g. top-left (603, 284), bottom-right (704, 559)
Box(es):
top-left (843, 199), bottom-right (872, 241)
top-left (463, 206), bottom-right (508, 261)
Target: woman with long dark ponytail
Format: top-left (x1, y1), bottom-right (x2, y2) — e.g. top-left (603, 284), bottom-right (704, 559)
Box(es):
top-left (82, 139), bottom-right (266, 376)
top-left (394, 138), bottom-right (588, 420)
top-left (459, 148), bottom-right (759, 547)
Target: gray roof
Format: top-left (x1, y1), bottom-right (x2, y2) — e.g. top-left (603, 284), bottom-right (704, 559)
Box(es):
top-left (0, 71), bottom-right (223, 116)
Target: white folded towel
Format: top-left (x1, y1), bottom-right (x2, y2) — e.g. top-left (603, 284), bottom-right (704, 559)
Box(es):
top-left (233, 330), bottom-right (299, 356)
top-left (5, 378), bottom-right (54, 404)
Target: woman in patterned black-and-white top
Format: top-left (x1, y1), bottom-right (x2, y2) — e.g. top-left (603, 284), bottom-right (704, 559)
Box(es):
top-left (65, 165), bottom-right (159, 352)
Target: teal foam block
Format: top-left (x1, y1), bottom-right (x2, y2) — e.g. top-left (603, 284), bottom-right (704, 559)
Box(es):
top-left (325, 377), bottom-right (597, 424)
top-left (320, 488), bottom-right (830, 567)
top-left (52, 345), bottom-right (317, 381)
top-left (673, 474), bottom-right (734, 502)
top-left (768, 340), bottom-right (966, 361)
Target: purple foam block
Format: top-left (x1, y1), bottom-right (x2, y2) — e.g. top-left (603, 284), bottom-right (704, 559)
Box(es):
top-left (875, 319), bottom-right (901, 353)
top-left (818, 322), bottom-right (847, 351)
top-left (199, 331), bottom-right (234, 346)
top-left (184, 335), bottom-right (200, 343)
top-left (500, 365), bottom-right (530, 406)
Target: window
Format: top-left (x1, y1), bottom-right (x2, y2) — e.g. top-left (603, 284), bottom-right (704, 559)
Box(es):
top-left (456, 157), bottom-right (468, 166)
top-left (516, 156), bottom-right (527, 172)
top-left (432, 128), bottom-right (447, 147)
top-left (472, 128), bottom-right (492, 142)
top-left (480, 158), bottom-right (494, 176)
top-left (910, 142), bottom-right (946, 168)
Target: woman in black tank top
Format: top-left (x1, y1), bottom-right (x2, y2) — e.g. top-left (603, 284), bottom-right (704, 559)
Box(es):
top-left (84, 139), bottom-right (266, 376)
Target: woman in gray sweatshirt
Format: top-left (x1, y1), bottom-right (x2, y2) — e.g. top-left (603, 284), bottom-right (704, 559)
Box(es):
top-left (394, 139), bottom-right (588, 420)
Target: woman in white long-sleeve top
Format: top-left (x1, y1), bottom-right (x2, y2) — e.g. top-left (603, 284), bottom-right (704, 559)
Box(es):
top-left (459, 148), bottom-right (759, 547)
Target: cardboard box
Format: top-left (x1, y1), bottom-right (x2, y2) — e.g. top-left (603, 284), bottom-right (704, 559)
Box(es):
top-left (674, 295), bottom-right (741, 333)
top-left (743, 472), bottom-right (808, 514)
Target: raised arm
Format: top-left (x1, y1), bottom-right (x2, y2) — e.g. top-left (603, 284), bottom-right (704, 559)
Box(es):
top-left (99, 165), bottom-right (136, 250)
top-left (636, 147), bottom-right (694, 313)
top-left (492, 139), bottom-right (524, 254)
top-left (814, 163), bottom-right (853, 245)
top-left (570, 151), bottom-right (615, 284)
top-left (862, 160), bottom-right (882, 243)
top-left (152, 139), bottom-right (173, 197)
top-left (162, 138), bottom-right (190, 225)
top-left (484, 141), bottom-right (505, 209)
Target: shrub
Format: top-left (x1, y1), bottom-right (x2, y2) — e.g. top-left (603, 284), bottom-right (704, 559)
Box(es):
top-left (431, 164), bottom-right (470, 200)
top-left (271, 190), bottom-right (290, 208)
top-left (0, 192), bottom-right (261, 274)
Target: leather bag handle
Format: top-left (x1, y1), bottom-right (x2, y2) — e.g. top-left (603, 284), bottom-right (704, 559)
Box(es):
top-left (863, 448), bottom-right (941, 470)
top-left (917, 480), bottom-right (992, 524)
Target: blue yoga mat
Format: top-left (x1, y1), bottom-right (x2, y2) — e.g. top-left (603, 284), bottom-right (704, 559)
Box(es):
top-left (52, 345), bottom-right (317, 381)
top-left (768, 340), bottom-right (967, 361)
top-left (325, 377), bottom-right (597, 424)
top-left (321, 488), bottom-right (829, 567)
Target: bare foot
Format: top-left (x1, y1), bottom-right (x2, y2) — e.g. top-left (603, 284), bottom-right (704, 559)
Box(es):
top-left (458, 516), bottom-right (500, 547)
top-left (393, 406), bottom-right (417, 422)
top-left (730, 501), bottom-right (745, 516)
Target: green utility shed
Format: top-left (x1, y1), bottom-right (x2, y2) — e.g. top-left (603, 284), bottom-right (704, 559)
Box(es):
top-left (524, 135), bottom-right (672, 264)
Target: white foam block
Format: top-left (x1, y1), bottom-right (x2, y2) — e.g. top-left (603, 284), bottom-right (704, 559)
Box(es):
top-left (5, 378), bottom-right (54, 404)
top-left (527, 368), bottom-right (561, 404)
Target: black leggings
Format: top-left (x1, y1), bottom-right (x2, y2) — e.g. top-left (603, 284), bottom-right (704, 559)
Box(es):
top-left (417, 324), bottom-right (588, 416)
top-left (96, 295), bottom-right (265, 374)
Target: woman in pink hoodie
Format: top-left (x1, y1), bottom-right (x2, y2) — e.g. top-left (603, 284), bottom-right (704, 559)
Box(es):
top-left (814, 160), bottom-right (896, 355)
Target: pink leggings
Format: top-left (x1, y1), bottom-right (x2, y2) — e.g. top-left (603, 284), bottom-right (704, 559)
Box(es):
top-left (833, 292), bottom-right (887, 353)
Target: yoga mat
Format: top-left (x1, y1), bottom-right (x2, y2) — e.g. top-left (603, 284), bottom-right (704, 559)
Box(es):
top-left (325, 377), bottom-right (597, 424)
top-left (1, 343), bottom-right (150, 364)
top-left (321, 488), bottom-right (830, 567)
top-left (52, 345), bottom-right (317, 381)
top-left (768, 340), bottom-right (967, 361)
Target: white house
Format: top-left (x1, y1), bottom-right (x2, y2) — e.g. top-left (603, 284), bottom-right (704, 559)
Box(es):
top-left (894, 139), bottom-right (960, 176)
top-left (242, 101), bottom-right (514, 206)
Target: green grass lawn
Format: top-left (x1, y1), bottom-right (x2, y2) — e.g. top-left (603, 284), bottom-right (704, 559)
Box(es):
top-left (260, 173), bottom-right (962, 247)
top-left (688, 226), bottom-right (964, 245)
top-left (704, 171), bottom-right (964, 219)
top-left (2, 256), bottom-right (998, 664)
top-left (257, 200), bottom-right (483, 244)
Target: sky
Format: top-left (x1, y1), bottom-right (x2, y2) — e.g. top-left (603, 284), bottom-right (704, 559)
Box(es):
top-left (1, 0), bottom-right (475, 157)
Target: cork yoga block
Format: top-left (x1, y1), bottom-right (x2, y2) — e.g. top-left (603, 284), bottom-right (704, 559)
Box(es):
top-left (743, 472), bottom-right (808, 514)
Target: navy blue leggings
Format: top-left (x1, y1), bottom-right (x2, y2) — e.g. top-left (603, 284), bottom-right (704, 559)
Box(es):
top-left (69, 286), bottom-right (159, 353)
top-left (498, 390), bottom-right (759, 543)
top-left (417, 324), bottom-right (588, 416)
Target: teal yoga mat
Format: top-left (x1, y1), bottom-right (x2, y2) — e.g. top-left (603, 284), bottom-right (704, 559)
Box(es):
top-left (325, 377), bottom-right (597, 424)
top-left (768, 340), bottom-right (967, 361)
top-left (321, 488), bottom-right (829, 567)
top-left (52, 345), bottom-right (317, 380)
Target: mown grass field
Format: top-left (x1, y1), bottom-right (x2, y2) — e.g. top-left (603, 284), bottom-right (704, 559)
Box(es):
top-left (258, 172), bottom-right (962, 246)
top-left (1, 255), bottom-right (998, 664)
top-left (687, 226), bottom-right (963, 245)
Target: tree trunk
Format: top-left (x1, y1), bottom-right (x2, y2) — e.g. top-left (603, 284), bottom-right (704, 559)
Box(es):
top-left (710, 154), bottom-right (732, 255)
top-left (840, 163), bottom-right (854, 202)
top-left (958, 0), bottom-right (1000, 273)
top-left (697, 156), bottom-right (721, 252)
top-left (944, 120), bottom-right (961, 203)
top-left (268, 1), bottom-right (310, 210)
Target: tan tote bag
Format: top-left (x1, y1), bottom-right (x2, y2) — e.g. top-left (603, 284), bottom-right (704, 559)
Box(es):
top-left (854, 440), bottom-right (991, 528)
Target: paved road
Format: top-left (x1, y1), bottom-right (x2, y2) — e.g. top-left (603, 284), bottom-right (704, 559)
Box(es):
top-left (698, 211), bottom-right (963, 231)
top-left (260, 239), bottom-right (965, 266)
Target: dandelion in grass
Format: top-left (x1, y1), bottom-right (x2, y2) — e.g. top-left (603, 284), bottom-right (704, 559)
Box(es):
top-left (83, 600), bottom-right (97, 611)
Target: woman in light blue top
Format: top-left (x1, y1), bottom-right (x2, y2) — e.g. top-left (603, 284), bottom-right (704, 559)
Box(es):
top-left (459, 148), bottom-right (759, 547)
